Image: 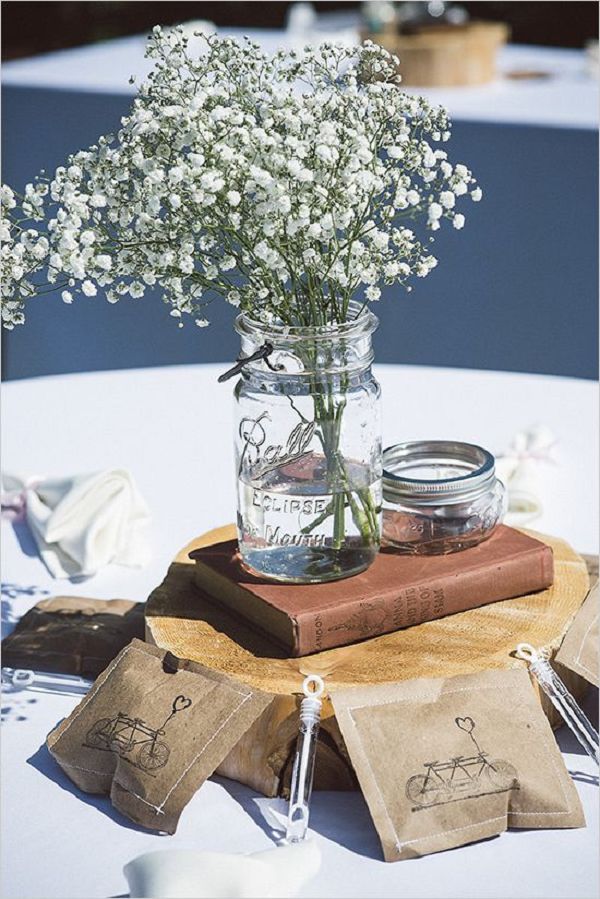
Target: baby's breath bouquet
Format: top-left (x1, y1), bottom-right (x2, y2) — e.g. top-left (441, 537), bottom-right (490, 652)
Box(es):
top-left (1, 28), bottom-right (480, 582)
top-left (1, 27), bottom-right (479, 328)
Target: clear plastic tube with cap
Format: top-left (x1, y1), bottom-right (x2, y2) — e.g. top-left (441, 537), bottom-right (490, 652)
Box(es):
top-left (515, 643), bottom-right (599, 764)
top-left (285, 674), bottom-right (325, 843)
top-left (1, 667), bottom-right (93, 696)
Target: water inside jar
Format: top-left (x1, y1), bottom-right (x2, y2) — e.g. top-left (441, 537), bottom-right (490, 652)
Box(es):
top-left (237, 452), bottom-right (381, 583)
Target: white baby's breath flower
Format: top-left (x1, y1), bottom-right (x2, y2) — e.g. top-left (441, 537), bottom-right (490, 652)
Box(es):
top-left (188, 153), bottom-right (205, 170)
top-left (82, 280), bottom-right (97, 296)
top-left (287, 158), bottom-right (302, 177)
top-left (61, 290), bottom-right (73, 304)
top-left (96, 254), bottom-right (112, 271)
top-left (1, 33), bottom-right (477, 329)
top-left (316, 145), bottom-right (334, 164)
top-left (169, 166), bottom-right (184, 184)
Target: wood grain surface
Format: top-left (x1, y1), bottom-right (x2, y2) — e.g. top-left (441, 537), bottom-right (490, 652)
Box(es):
top-left (145, 525), bottom-right (593, 796)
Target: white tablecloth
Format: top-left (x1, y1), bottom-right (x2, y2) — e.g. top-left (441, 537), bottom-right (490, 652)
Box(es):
top-left (2, 28), bottom-right (598, 130)
top-left (2, 364), bottom-right (598, 899)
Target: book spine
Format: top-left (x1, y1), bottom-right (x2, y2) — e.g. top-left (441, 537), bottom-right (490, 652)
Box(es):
top-left (293, 546), bottom-right (554, 656)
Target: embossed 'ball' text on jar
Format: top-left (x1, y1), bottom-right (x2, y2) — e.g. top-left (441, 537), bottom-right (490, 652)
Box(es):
top-left (232, 304), bottom-right (382, 584)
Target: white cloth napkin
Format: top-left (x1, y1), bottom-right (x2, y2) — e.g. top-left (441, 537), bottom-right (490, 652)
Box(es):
top-left (2, 469), bottom-right (151, 578)
top-left (495, 426), bottom-right (556, 527)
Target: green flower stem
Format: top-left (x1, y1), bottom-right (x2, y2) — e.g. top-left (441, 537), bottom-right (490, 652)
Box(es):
top-left (310, 374), bottom-right (380, 549)
top-left (300, 499), bottom-right (337, 534)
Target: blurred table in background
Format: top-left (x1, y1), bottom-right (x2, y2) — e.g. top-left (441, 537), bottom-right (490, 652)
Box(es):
top-left (4, 33), bottom-right (597, 128)
top-left (2, 23), bottom-right (598, 380)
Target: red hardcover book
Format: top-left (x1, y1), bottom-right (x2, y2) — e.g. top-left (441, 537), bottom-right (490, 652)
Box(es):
top-left (189, 526), bottom-right (554, 657)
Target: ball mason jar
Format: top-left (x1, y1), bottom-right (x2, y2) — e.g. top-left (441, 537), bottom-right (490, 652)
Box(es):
top-left (232, 306), bottom-right (382, 584)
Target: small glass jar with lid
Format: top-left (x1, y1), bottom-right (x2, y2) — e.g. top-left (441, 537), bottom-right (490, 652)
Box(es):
top-left (382, 440), bottom-right (506, 555)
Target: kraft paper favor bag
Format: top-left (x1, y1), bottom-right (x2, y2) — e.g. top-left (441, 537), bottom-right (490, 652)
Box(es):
top-left (2, 596), bottom-right (145, 678)
top-left (331, 668), bottom-right (584, 862)
top-left (47, 639), bottom-right (272, 833)
top-left (555, 582), bottom-right (599, 687)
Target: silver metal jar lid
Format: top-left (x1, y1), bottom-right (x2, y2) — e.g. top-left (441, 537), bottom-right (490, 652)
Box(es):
top-left (383, 440), bottom-right (498, 506)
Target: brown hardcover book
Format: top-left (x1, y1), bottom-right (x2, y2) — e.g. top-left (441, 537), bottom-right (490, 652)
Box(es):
top-left (189, 526), bottom-right (554, 657)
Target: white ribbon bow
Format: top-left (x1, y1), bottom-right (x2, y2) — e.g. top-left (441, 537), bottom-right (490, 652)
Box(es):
top-left (495, 425), bottom-right (556, 526)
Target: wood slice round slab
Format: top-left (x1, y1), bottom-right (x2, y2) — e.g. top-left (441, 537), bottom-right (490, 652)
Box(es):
top-left (145, 525), bottom-right (592, 797)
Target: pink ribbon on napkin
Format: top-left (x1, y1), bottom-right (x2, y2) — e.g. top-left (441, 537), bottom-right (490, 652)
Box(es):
top-left (1, 478), bottom-right (41, 522)
top-left (505, 442), bottom-right (557, 464)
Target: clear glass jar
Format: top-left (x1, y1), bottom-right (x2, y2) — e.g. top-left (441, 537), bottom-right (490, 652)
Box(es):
top-left (232, 305), bottom-right (382, 583)
top-left (382, 441), bottom-right (506, 554)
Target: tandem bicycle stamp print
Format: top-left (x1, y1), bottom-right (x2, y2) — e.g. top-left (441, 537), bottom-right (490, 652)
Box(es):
top-left (84, 695), bottom-right (192, 775)
top-left (405, 717), bottom-right (519, 811)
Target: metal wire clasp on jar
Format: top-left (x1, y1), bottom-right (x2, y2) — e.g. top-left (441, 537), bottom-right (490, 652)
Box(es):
top-left (382, 441), bottom-right (507, 555)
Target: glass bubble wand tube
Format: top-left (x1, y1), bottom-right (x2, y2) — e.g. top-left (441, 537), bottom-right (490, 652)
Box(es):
top-left (285, 674), bottom-right (325, 843)
top-left (516, 643), bottom-right (599, 764)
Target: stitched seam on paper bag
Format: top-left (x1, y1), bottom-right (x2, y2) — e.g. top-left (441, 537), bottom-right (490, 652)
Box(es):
top-left (341, 707), bottom-right (399, 852)
top-left (54, 644), bottom-right (253, 812)
top-left (344, 681), bottom-right (571, 854)
top-left (348, 685), bottom-right (571, 816)
top-left (573, 611), bottom-right (598, 679)
top-left (154, 692), bottom-right (252, 811)
top-left (397, 815), bottom-right (508, 850)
